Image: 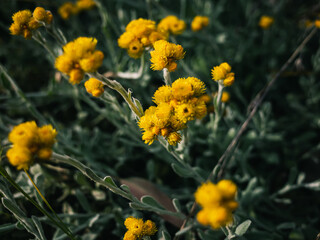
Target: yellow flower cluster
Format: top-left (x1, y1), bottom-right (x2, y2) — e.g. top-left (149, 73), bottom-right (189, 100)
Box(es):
top-left (55, 37), bottom-right (104, 84)
top-left (9, 8), bottom-right (53, 39)
top-left (191, 16), bottom-right (209, 32)
top-left (118, 18), bottom-right (168, 59)
top-left (157, 15), bottom-right (186, 35)
top-left (58, 0), bottom-right (96, 20)
top-left (123, 217), bottom-right (157, 240)
top-left (259, 15), bottom-right (274, 29)
top-left (84, 78), bottom-right (104, 97)
top-left (211, 62), bottom-right (235, 87)
top-left (194, 180), bottom-right (238, 229)
top-left (138, 77), bottom-right (207, 146)
top-left (6, 121), bottom-right (57, 170)
top-left (150, 40), bottom-right (185, 72)
top-left (315, 20), bottom-right (320, 28)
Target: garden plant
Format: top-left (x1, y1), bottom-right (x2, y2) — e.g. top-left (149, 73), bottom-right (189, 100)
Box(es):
top-left (0, 0), bottom-right (320, 239)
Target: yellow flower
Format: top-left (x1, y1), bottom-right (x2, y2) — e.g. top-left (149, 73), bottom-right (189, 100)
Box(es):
top-left (186, 77), bottom-right (206, 96)
top-left (118, 32), bottom-right (136, 49)
top-left (221, 91), bottom-right (230, 102)
top-left (9, 10), bottom-right (41, 39)
top-left (143, 220), bottom-right (157, 235)
top-left (166, 131), bottom-right (181, 146)
top-left (157, 15), bottom-right (186, 35)
top-left (259, 15), bottom-right (274, 29)
top-left (7, 121), bottom-right (57, 170)
top-left (127, 40), bottom-right (144, 59)
top-left (149, 31), bottom-right (168, 45)
top-left (154, 102), bottom-right (173, 128)
top-left (142, 131), bottom-right (157, 145)
top-left (194, 98), bottom-right (207, 119)
top-left (172, 78), bottom-right (194, 101)
top-left (7, 146), bottom-right (33, 170)
top-left (38, 125), bottom-right (58, 147)
top-left (76, 0), bottom-right (96, 10)
top-left (211, 62), bottom-right (235, 87)
top-left (315, 20), bottom-right (320, 28)
top-left (84, 78), bottom-right (105, 97)
top-left (8, 121), bottom-right (39, 151)
top-left (58, 2), bottom-right (78, 20)
top-left (153, 85), bottom-right (173, 105)
top-left (217, 179), bottom-right (237, 200)
top-left (55, 37), bottom-right (103, 84)
top-left (123, 217), bottom-right (157, 240)
top-left (33, 7), bottom-right (53, 24)
top-left (125, 18), bottom-right (156, 44)
top-left (194, 182), bottom-right (222, 208)
top-left (191, 16), bottom-right (209, 32)
top-left (194, 180), bottom-right (238, 229)
top-left (150, 40), bottom-right (185, 72)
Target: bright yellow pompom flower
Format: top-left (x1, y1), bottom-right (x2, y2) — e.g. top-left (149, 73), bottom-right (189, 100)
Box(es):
top-left (157, 15), bottom-right (186, 35)
top-left (259, 15), bottom-right (274, 29)
top-left (84, 78), bottom-right (105, 97)
top-left (123, 217), bottom-right (157, 240)
top-left (150, 40), bottom-right (185, 72)
top-left (191, 16), bottom-right (209, 32)
top-left (211, 62), bottom-right (235, 87)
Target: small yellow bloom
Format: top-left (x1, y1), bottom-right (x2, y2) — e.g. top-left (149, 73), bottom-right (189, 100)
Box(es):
top-left (7, 121), bottom-right (57, 170)
top-left (38, 125), bottom-right (58, 147)
top-left (157, 15), bottom-right (186, 35)
top-left (191, 16), bottom-right (209, 32)
top-left (84, 78), bottom-right (105, 97)
top-left (8, 121), bottom-right (39, 150)
top-left (315, 20), bottom-right (320, 28)
top-left (9, 10), bottom-right (40, 39)
top-left (194, 182), bottom-right (222, 208)
top-left (127, 40), bottom-right (144, 59)
top-left (58, 2), bottom-right (78, 20)
top-left (6, 146), bottom-right (32, 170)
top-left (76, 0), bottom-right (96, 10)
top-left (150, 40), bottom-right (185, 72)
top-left (217, 179), bottom-right (237, 200)
top-left (55, 37), bottom-right (103, 84)
top-left (166, 131), bottom-right (181, 146)
top-left (259, 15), bottom-right (274, 29)
top-left (172, 78), bottom-right (194, 100)
top-left (153, 85), bottom-right (172, 105)
top-left (123, 217), bottom-right (157, 240)
top-left (142, 131), bottom-right (157, 145)
top-left (211, 62), bottom-right (235, 87)
top-left (33, 7), bottom-right (48, 23)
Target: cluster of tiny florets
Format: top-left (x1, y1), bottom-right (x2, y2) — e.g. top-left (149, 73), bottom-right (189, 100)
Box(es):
top-left (9, 7), bottom-right (53, 39)
top-left (118, 18), bottom-right (168, 59)
top-left (194, 180), bottom-right (238, 229)
top-left (191, 16), bottom-right (209, 32)
top-left (211, 62), bottom-right (235, 87)
top-left (84, 78), bottom-right (105, 97)
top-left (55, 37), bottom-right (104, 84)
top-left (150, 40), bottom-right (185, 72)
top-left (6, 121), bottom-right (57, 170)
top-left (138, 77), bottom-right (207, 146)
top-left (157, 15), bottom-right (186, 35)
top-left (58, 0), bottom-right (96, 20)
top-left (259, 15), bottom-right (274, 29)
top-left (123, 217), bottom-right (157, 240)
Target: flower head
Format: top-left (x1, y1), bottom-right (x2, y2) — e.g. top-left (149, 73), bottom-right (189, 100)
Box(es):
top-left (58, 2), bottom-right (78, 20)
top-left (211, 62), bottom-right (235, 87)
top-left (150, 40), bottom-right (185, 72)
top-left (33, 7), bottom-right (53, 24)
top-left (138, 77), bottom-right (207, 146)
top-left (55, 37), bottom-right (104, 84)
top-left (191, 16), bottom-right (209, 32)
top-left (84, 78), bottom-right (105, 97)
top-left (123, 217), bottom-right (157, 240)
top-left (157, 15), bottom-right (186, 35)
top-left (7, 121), bottom-right (57, 170)
top-left (9, 9), bottom-right (43, 39)
top-left (194, 180), bottom-right (238, 229)
top-left (259, 15), bottom-right (274, 29)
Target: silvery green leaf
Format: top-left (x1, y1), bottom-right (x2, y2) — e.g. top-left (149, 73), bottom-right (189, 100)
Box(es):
top-left (141, 195), bottom-right (165, 210)
top-left (235, 220), bottom-right (251, 236)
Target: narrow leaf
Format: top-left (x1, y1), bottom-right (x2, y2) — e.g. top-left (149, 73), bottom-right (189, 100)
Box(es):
top-left (171, 163), bottom-right (193, 178)
top-left (141, 195), bottom-right (166, 210)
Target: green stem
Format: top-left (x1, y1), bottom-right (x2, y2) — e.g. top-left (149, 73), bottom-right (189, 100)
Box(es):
top-left (90, 72), bottom-right (144, 118)
top-left (213, 83), bottom-right (224, 134)
top-left (51, 152), bottom-right (132, 200)
top-left (116, 54), bottom-right (145, 79)
top-left (163, 68), bottom-right (172, 86)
